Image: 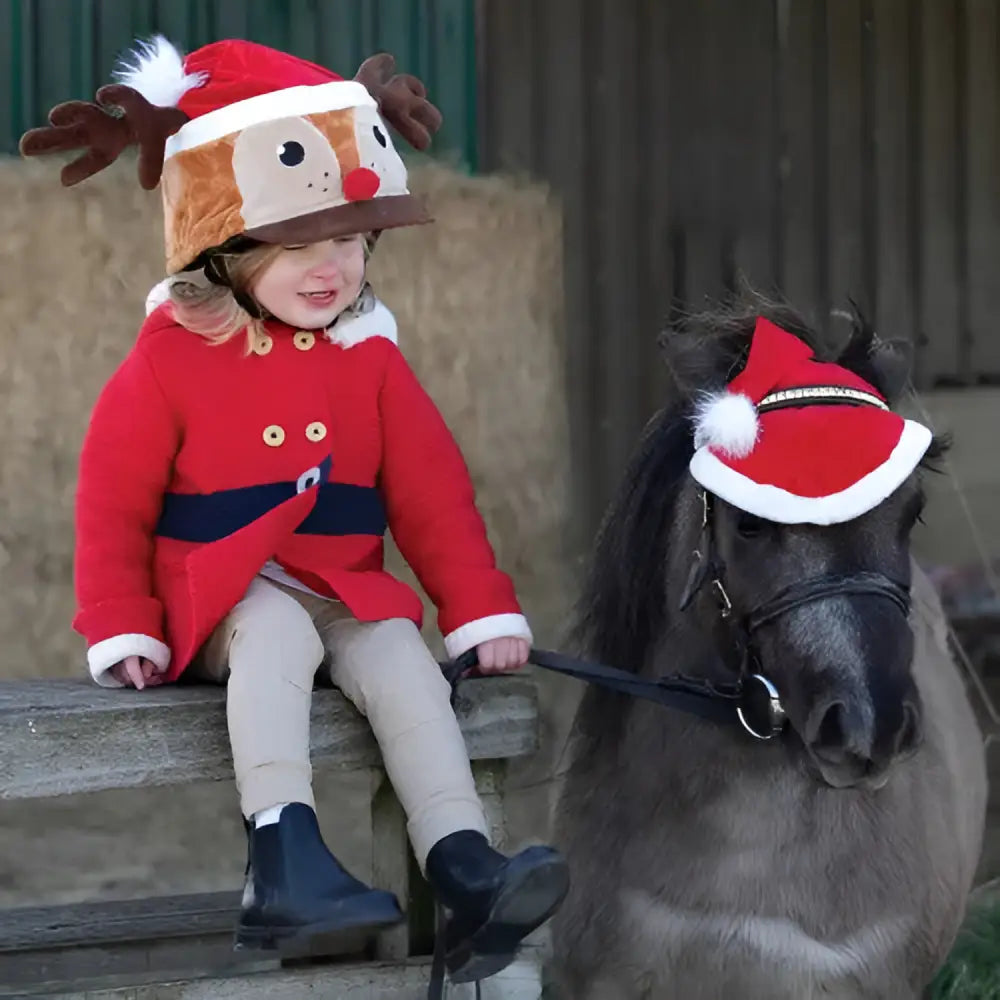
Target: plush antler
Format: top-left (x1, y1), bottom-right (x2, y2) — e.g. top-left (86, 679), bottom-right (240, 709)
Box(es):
top-left (19, 84), bottom-right (187, 190)
top-left (353, 53), bottom-right (443, 152)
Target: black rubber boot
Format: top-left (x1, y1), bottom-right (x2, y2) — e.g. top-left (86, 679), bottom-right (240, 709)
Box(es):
top-left (235, 802), bottom-right (404, 950)
top-left (424, 829), bottom-right (570, 983)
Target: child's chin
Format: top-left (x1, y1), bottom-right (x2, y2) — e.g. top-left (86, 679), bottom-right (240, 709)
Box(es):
top-left (285, 302), bottom-right (343, 328)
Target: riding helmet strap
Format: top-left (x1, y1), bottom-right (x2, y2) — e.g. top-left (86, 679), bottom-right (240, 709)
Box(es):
top-left (202, 252), bottom-right (267, 319)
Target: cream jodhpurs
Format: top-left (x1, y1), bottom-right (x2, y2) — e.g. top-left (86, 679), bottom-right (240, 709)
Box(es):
top-left (190, 576), bottom-right (488, 867)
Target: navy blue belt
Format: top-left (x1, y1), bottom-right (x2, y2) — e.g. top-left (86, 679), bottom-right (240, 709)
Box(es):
top-left (156, 458), bottom-right (386, 543)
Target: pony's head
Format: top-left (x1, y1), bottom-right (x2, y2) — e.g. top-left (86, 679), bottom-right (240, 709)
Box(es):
top-left (577, 290), bottom-right (946, 789)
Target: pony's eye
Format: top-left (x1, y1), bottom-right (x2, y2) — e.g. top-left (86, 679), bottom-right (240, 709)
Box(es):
top-left (373, 125), bottom-right (387, 148)
top-left (737, 512), bottom-right (767, 538)
top-left (901, 495), bottom-right (926, 533)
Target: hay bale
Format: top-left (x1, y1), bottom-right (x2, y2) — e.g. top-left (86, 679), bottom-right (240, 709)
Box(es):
top-left (0, 157), bottom-right (167, 680)
top-left (0, 150), bottom-right (576, 707)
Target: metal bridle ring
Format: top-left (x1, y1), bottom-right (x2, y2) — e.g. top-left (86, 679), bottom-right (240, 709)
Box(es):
top-left (736, 673), bottom-right (787, 740)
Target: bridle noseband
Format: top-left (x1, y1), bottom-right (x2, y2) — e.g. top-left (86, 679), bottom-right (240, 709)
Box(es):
top-left (678, 490), bottom-right (911, 739)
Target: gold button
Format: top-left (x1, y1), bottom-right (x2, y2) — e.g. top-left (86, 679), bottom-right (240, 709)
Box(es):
top-left (252, 332), bottom-right (273, 356)
top-left (305, 421), bottom-right (327, 442)
top-left (294, 331), bottom-right (316, 351)
top-left (262, 424), bottom-right (285, 447)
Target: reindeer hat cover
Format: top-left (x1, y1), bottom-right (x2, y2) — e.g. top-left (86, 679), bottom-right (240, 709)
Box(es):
top-left (19, 35), bottom-right (441, 276)
top-left (690, 317), bottom-right (933, 524)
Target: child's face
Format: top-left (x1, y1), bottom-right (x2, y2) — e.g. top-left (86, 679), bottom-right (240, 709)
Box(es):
top-left (251, 234), bottom-right (366, 328)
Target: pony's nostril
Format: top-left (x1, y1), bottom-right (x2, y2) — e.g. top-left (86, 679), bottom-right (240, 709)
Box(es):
top-left (812, 701), bottom-right (847, 756)
top-left (895, 700), bottom-right (922, 754)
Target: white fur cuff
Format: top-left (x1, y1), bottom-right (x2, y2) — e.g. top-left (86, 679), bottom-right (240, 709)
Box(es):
top-left (443, 614), bottom-right (533, 660)
top-left (88, 634), bottom-right (172, 687)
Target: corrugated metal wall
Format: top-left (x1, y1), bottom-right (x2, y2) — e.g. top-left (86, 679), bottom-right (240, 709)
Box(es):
top-left (479, 0), bottom-right (1000, 541)
top-left (1, 0), bottom-right (477, 166)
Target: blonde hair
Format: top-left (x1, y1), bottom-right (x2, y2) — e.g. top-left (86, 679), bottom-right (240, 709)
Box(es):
top-left (167, 243), bottom-right (285, 351)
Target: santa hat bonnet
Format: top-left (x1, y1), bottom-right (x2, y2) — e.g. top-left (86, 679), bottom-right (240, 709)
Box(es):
top-left (689, 317), bottom-right (933, 524)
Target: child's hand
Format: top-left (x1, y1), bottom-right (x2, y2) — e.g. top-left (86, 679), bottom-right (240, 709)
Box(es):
top-left (109, 655), bottom-right (168, 689)
top-left (475, 637), bottom-right (530, 675)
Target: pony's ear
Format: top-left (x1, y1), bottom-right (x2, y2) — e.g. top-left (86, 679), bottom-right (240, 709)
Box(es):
top-left (657, 327), bottom-right (748, 400)
top-left (866, 338), bottom-right (914, 404)
top-left (836, 302), bottom-right (914, 404)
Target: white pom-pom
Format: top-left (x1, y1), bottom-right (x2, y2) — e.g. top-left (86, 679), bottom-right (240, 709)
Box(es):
top-left (112, 35), bottom-right (206, 108)
top-left (692, 392), bottom-right (760, 458)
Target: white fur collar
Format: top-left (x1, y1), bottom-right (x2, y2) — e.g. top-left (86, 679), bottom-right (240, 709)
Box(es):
top-left (145, 278), bottom-right (172, 316)
top-left (323, 299), bottom-right (398, 348)
top-left (142, 278), bottom-right (398, 348)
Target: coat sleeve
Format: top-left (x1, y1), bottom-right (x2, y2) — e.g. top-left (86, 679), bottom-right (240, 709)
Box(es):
top-left (73, 345), bottom-right (179, 685)
top-left (378, 344), bottom-right (532, 658)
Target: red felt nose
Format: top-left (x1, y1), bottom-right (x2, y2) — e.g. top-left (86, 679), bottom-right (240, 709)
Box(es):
top-left (343, 167), bottom-right (380, 202)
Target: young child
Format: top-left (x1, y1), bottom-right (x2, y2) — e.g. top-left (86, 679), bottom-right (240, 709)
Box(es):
top-left (21, 35), bottom-right (568, 984)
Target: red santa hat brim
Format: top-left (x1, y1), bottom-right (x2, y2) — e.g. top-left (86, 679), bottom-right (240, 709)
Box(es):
top-left (689, 407), bottom-right (932, 525)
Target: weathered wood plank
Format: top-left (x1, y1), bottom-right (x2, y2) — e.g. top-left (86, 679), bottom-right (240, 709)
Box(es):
top-left (667, 0), bottom-right (725, 314)
top-left (592, 0), bottom-right (646, 500)
top-left (371, 771), bottom-right (410, 962)
top-left (25, 953), bottom-right (544, 999)
top-left (826, 0), bottom-right (868, 314)
top-left (0, 892), bottom-right (242, 950)
top-left (780, 0), bottom-right (827, 326)
top-left (0, 678), bottom-right (538, 800)
top-left (0, 891), bottom-right (277, 995)
top-left (724, 0), bottom-right (780, 295)
top-left (916, 0), bottom-right (961, 386)
top-left (964, 0), bottom-right (1000, 377)
top-left (0, 934), bottom-right (278, 996)
top-left (873, 0), bottom-right (917, 347)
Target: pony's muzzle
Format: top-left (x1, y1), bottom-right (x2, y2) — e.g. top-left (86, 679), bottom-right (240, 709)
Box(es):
top-left (804, 696), bottom-right (923, 789)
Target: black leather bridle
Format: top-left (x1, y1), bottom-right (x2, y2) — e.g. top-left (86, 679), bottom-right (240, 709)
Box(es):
top-left (674, 489), bottom-right (911, 738)
top-left (444, 491), bottom-right (912, 743)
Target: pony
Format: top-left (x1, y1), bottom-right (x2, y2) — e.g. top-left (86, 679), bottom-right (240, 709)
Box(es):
top-left (548, 293), bottom-right (987, 1000)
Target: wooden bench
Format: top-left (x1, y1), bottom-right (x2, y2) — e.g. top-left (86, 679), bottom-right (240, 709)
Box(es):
top-left (0, 678), bottom-right (543, 999)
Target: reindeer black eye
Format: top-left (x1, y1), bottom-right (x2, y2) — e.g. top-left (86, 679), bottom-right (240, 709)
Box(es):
top-left (737, 512), bottom-right (767, 538)
top-left (277, 141), bottom-right (305, 167)
top-left (373, 125), bottom-right (387, 148)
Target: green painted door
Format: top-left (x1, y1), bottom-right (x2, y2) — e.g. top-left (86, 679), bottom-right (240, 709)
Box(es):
top-left (1, 0), bottom-right (478, 168)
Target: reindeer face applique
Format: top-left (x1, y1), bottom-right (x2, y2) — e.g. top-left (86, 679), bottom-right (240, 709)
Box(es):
top-left (226, 104), bottom-right (409, 233)
top-left (233, 116), bottom-right (346, 230)
top-left (19, 38), bottom-right (442, 274)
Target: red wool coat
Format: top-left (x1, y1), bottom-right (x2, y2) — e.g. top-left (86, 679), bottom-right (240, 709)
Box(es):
top-left (74, 301), bottom-right (530, 684)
